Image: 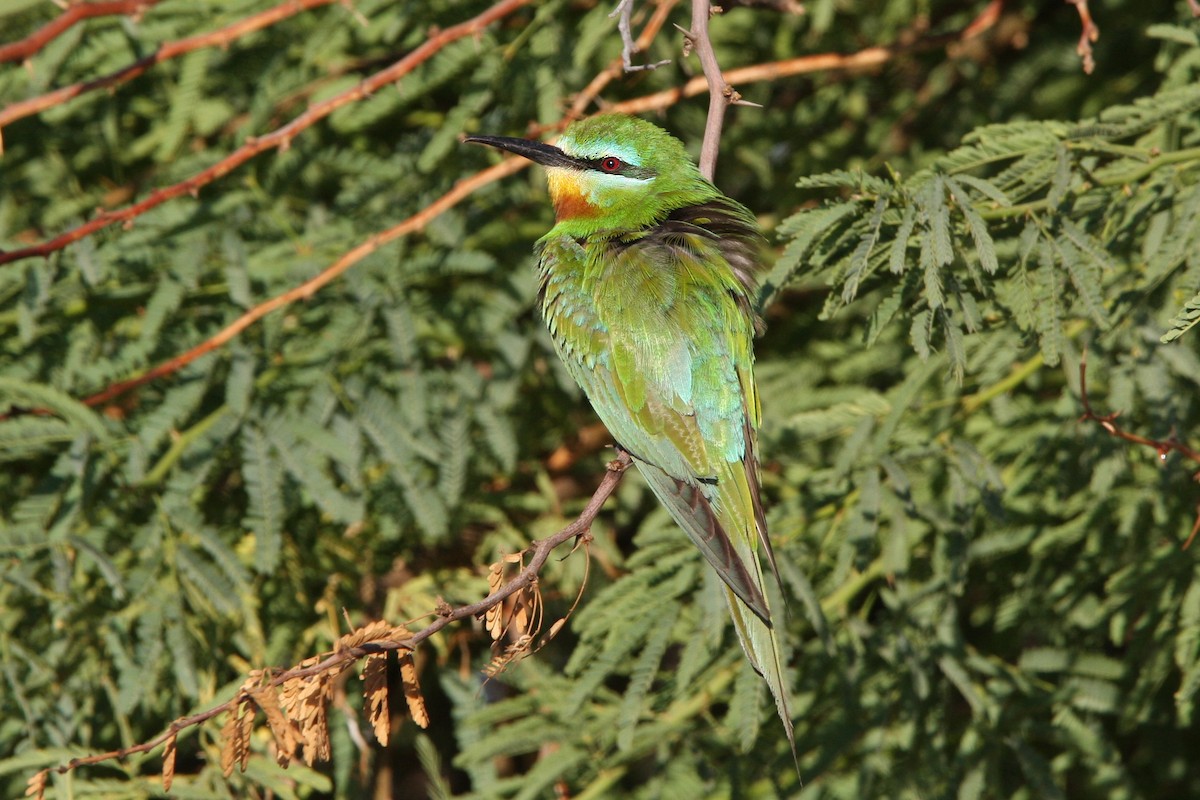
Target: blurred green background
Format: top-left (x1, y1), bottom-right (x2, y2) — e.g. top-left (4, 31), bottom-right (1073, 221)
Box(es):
top-left (2, 0), bottom-right (1200, 797)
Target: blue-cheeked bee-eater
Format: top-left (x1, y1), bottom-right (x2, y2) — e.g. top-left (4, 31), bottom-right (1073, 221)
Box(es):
top-left (467, 114), bottom-right (794, 751)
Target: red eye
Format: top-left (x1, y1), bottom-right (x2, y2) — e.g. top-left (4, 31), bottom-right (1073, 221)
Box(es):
top-left (600, 156), bottom-right (622, 173)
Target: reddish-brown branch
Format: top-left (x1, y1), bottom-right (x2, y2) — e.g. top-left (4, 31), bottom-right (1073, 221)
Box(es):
top-left (68, 1), bottom-right (673, 414)
top-left (0, 0), bottom-right (996, 270)
top-left (82, 156), bottom-right (528, 409)
top-left (7, 3), bottom-right (1003, 422)
top-left (0, 0), bottom-right (534, 267)
top-left (21, 4), bottom-right (1001, 416)
top-left (1078, 351), bottom-right (1200, 547)
top-left (28, 452), bottom-right (632, 788)
top-left (0, 0), bottom-right (162, 65)
top-left (1065, 0), bottom-right (1099, 74)
top-left (0, 0), bottom-right (338, 132)
top-left (613, 0), bottom-right (1002, 116)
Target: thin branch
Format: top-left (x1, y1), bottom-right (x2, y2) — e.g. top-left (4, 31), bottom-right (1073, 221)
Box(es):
top-left (0, 0), bottom-right (535, 267)
top-left (1065, 0), bottom-right (1099, 74)
top-left (618, 0), bottom-right (1002, 116)
top-left (1078, 350), bottom-right (1200, 548)
top-left (0, 0), bottom-right (995, 270)
top-left (609, 0), bottom-right (671, 72)
top-left (0, 0), bottom-right (161, 64)
top-left (0, 1), bottom-right (673, 419)
top-left (44, 8), bottom-right (997, 414)
top-left (551, 0), bottom-right (678, 128)
top-left (2, 5), bottom-right (1003, 420)
top-left (80, 157), bottom-right (529, 410)
top-left (0, 0), bottom-right (338, 132)
top-left (688, 0), bottom-right (729, 181)
top-left (29, 452), bottom-right (633, 785)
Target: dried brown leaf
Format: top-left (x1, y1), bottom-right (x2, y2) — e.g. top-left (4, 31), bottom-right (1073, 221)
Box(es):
top-left (23, 770), bottom-right (47, 800)
top-left (485, 562), bottom-right (505, 640)
top-left (487, 561), bottom-right (504, 592)
top-left (162, 732), bottom-right (177, 793)
top-left (250, 686), bottom-right (297, 765)
top-left (336, 619), bottom-right (394, 653)
top-left (363, 653), bottom-right (391, 745)
top-left (400, 653), bottom-right (430, 729)
top-left (281, 665), bottom-right (332, 766)
top-left (543, 618), bottom-right (568, 643)
top-left (239, 700), bottom-right (255, 772)
top-left (483, 633), bottom-right (534, 678)
top-left (219, 702), bottom-right (245, 778)
top-left (305, 699), bottom-right (332, 764)
top-left (514, 591), bottom-right (530, 634)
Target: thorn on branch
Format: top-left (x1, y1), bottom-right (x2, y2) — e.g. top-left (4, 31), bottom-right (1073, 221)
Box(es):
top-left (688, 0), bottom-right (738, 181)
top-left (1078, 350), bottom-right (1200, 548)
top-left (1065, 0), bottom-right (1100, 74)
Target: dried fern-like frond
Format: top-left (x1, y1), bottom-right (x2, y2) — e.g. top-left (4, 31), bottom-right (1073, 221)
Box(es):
top-left (280, 657), bottom-right (333, 766)
top-left (250, 683), bottom-right (298, 765)
top-left (336, 619), bottom-right (397, 652)
top-left (400, 653), bottom-right (430, 729)
top-left (483, 633), bottom-right (535, 678)
top-left (219, 701), bottom-right (250, 778)
top-left (363, 653), bottom-right (391, 745)
top-left (161, 732), bottom-right (177, 793)
top-left (23, 770), bottom-right (46, 800)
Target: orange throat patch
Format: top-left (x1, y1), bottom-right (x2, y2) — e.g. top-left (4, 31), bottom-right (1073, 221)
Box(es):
top-left (547, 169), bottom-right (597, 221)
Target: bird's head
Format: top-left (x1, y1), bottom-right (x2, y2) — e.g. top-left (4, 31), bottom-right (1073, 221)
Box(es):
top-left (466, 114), bottom-right (714, 232)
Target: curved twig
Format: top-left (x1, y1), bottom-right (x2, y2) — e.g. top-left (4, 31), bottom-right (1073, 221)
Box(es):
top-left (0, 0), bottom-right (338, 131)
top-left (25, 452), bottom-right (633, 789)
top-left (0, 0), bottom-right (534, 267)
top-left (0, 0), bottom-right (161, 65)
top-left (16, 5), bottom-right (1001, 416)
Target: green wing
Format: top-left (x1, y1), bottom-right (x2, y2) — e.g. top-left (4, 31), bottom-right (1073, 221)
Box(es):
top-left (537, 208), bottom-right (795, 751)
top-left (538, 220), bottom-right (776, 622)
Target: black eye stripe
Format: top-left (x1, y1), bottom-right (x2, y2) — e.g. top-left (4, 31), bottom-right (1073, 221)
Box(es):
top-left (584, 157), bottom-right (654, 180)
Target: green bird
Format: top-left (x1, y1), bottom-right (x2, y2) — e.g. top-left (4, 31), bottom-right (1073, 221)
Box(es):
top-left (467, 114), bottom-right (793, 750)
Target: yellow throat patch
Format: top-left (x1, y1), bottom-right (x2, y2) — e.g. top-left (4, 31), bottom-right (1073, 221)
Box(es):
top-left (546, 168), bottom-right (597, 221)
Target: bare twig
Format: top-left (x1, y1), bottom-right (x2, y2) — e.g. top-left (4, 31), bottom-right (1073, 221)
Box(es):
top-left (1, 0), bottom-right (996, 271)
top-left (617, 0), bottom-right (1001, 117)
top-left (80, 157), bottom-right (529, 410)
top-left (0, 0), bottom-right (161, 64)
top-left (35, 7), bottom-right (1003, 412)
top-left (26, 452), bottom-right (632, 787)
top-left (610, 0), bottom-right (671, 71)
top-left (1078, 350), bottom-right (1200, 548)
top-left (1065, 0), bottom-right (1099, 74)
top-left (551, 0), bottom-right (678, 127)
top-left (721, 0), bottom-right (804, 11)
top-left (0, 0), bottom-right (338, 132)
top-left (8, 6), bottom-right (1002, 416)
top-left (687, 0), bottom-right (729, 181)
top-left (0, 0), bottom-right (535, 267)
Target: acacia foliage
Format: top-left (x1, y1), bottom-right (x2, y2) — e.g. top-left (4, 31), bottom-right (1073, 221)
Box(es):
top-left (1, 1), bottom-right (1199, 798)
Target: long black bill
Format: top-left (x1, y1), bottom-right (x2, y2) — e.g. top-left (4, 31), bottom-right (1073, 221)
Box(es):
top-left (464, 134), bottom-right (579, 169)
